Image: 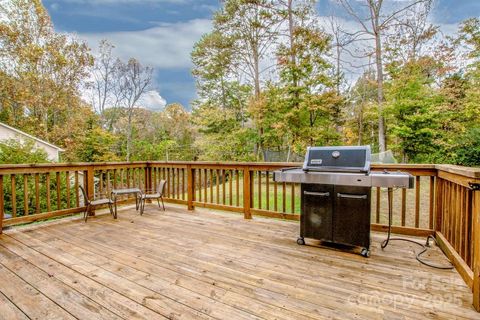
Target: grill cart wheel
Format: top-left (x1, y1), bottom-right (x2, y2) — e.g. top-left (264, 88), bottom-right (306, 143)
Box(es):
top-left (361, 248), bottom-right (370, 258)
top-left (297, 237), bottom-right (305, 245)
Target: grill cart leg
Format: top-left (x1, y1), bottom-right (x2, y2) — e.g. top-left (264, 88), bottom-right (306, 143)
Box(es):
top-left (297, 237), bottom-right (305, 245)
top-left (360, 248), bottom-right (370, 258)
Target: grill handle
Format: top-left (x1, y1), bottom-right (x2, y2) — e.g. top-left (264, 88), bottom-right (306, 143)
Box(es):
top-left (337, 193), bottom-right (368, 200)
top-left (303, 191), bottom-right (330, 197)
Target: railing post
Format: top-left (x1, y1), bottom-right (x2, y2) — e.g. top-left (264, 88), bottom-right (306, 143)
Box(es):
top-left (86, 167), bottom-right (95, 216)
top-left (187, 165), bottom-right (194, 211)
top-left (144, 163), bottom-right (152, 192)
top-left (0, 175), bottom-right (4, 234)
top-left (243, 167), bottom-right (252, 219)
top-left (473, 189), bottom-right (480, 311)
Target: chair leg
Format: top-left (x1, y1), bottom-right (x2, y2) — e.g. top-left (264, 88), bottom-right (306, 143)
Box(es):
top-left (108, 203), bottom-right (114, 216)
top-left (161, 196), bottom-right (165, 211)
top-left (157, 198), bottom-right (161, 208)
top-left (84, 204), bottom-right (90, 222)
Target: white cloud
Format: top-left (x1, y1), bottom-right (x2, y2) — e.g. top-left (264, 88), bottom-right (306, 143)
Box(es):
top-left (78, 19), bottom-right (212, 69)
top-left (138, 90), bottom-right (167, 110)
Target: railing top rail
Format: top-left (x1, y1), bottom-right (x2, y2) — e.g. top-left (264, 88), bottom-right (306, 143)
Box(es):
top-left (436, 164), bottom-right (480, 179)
top-left (0, 161), bottom-right (478, 178)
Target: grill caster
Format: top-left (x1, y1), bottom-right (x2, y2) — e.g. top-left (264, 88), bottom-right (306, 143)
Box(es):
top-left (297, 237), bottom-right (305, 245)
top-left (360, 248), bottom-right (370, 258)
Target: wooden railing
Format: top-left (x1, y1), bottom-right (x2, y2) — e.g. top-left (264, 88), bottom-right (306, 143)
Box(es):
top-left (0, 161), bottom-right (478, 311)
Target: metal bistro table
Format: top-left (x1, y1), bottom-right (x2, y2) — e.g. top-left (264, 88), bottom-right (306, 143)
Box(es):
top-left (111, 188), bottom-right (142, 218)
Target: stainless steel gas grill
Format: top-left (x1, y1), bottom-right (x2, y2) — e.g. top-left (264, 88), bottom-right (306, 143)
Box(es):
top-left (273, 146), bottom-right (414, 257)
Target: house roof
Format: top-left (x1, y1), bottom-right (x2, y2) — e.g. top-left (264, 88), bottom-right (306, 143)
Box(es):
top-left (0, 122), bottom-right (65, 152)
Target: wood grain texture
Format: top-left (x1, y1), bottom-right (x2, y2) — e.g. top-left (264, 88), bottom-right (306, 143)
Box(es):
top-left (1, 205), bottom-right (478, 319)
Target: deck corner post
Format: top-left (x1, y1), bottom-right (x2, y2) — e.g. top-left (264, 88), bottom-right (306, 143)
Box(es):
top-left (0, 175), bottom-right (4, 234)
top-left (243, 167), bottom-right (252, 219)
top-left (473, 189), bottom-right (480, 311)
top-left (86, 167), bottom-right (95, 216)
top-left (187, 165), bottom-right (195, 211)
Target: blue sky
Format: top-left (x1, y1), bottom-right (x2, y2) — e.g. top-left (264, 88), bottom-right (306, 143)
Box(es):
top-left (44, 0), bottom-right (480, 110)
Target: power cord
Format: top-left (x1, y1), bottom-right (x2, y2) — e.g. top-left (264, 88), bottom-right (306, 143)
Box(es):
top-left (381, 188), bottom-right (454, 270)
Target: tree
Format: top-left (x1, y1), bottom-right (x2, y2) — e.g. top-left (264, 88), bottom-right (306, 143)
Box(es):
top-left (214, 0), bottom-right (282, 159)
top-left (0, 0), bottom-right (92, 142)
top-left (273, 1), bottom-right (341, 151)
top-left (116, 58), bottom-right (153, 161)
top-left (88, 40), bottom-right (117, 115)
top-left (385, 58), bottom-right (441, 162)
top-left (337, 0), bottom-right (431, 153)
top-left (344, 70), bottom-right (378, 146)
top-left (0, 139), bottom-right (49, 164)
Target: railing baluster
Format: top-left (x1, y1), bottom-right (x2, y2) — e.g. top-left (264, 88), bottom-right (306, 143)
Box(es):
top-left (266, 171), bottom-right (270, 211)
top-left (291, 183), bottom-right (295, 214)
top-left (282, 182), bottom-right (286, 213)
top-left (258, 171), bottom-right (262, 209)
top-left (187, 165), bottom-right (194, 210)
top-left (429, 176), bottom-right (435, 229)
top-left (35, 173), bottom-right (40, 214)
top-left (222, 169), bottom-right (226, 205)
top-left (75, 171), bottom-right (79, 207)
top-left (216, 169), bottom-right (220, 204)
top-left (177, 168), bottom-right (181, 199)
top-left (23, 174), bottom-right (29, 215)
top-left (415, 176), bottom-right (421, 228)
top-left (466, 189), bottom-right (472, 267)
top-left (229, 170), bottom-right (233, 206)
top-left (242, 168), bottom-right (251, 219)
top-left (401, 188), bottom-right (406, 226)
top-left (209, 169), bottom-right (213, 203)
top-left (65, 171), bottom-right (70, 209)
top-left (197, 169), bottom-right (202, 202)
top-left (182, 168), bottom-right (186, 200)
top-left (46, 173), bottom-right (50, 212)
top-left (274, 178), bottom-right (278, 212)
top-left (11, 174), bottom-right (16, 218)
top-left (99, 171), bottom-right (103, 196)
top-left (113, 169), bottom-right (117, 189)
top-left (376, 187), bottom-right (381, 224)
top-left (204, 169), bottom-right (208, 203)
top-left (167, 168), bottom-right (171, 197)
top-left (56, 172), bottom-right (61, 210)
top-left (235, 170), bottom-right (239, 207)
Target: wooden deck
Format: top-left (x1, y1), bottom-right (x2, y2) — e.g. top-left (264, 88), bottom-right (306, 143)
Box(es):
top-left (0, 204), bottom-right (478, 320)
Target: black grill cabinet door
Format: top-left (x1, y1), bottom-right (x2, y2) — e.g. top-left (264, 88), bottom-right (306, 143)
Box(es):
top-left (301, 184), bottom-right (334, 242)
top-left (333, 185), bottom-right (371, 248)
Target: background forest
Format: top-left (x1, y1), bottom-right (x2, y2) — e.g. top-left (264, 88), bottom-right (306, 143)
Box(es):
top-left (0, 0), bottom-right (479, 165)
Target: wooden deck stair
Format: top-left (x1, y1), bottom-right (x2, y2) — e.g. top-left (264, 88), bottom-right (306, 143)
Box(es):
top-left (0, 204), bottom-right (478, 319)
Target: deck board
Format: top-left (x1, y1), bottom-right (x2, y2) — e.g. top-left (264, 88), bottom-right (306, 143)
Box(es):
top-left (0, 204), bottom-right (478, 320)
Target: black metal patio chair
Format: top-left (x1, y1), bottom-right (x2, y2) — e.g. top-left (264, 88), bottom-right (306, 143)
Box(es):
top-left (140, 180), bottom-right (167, 215)
top-left (79, 185), bottom-right (114, 222)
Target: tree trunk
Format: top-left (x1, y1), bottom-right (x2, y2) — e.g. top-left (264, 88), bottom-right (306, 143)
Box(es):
top-left (126, 111), bottom-right (132, 162)
top-left (374, 28), bottom-right (386, 154)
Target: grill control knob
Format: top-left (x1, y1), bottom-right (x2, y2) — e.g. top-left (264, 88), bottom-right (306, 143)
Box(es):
top-left (332, 151), bottom-right (340, 159)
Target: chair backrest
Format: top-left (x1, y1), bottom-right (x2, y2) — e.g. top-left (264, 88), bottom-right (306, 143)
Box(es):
top-left (78, 185), bottom-right (89, 204)
top-left (157, 180), bottom-right (167, 196)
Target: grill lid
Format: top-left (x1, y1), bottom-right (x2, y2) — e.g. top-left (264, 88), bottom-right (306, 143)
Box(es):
top-left (302, 145), bottom-right (371, 173)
